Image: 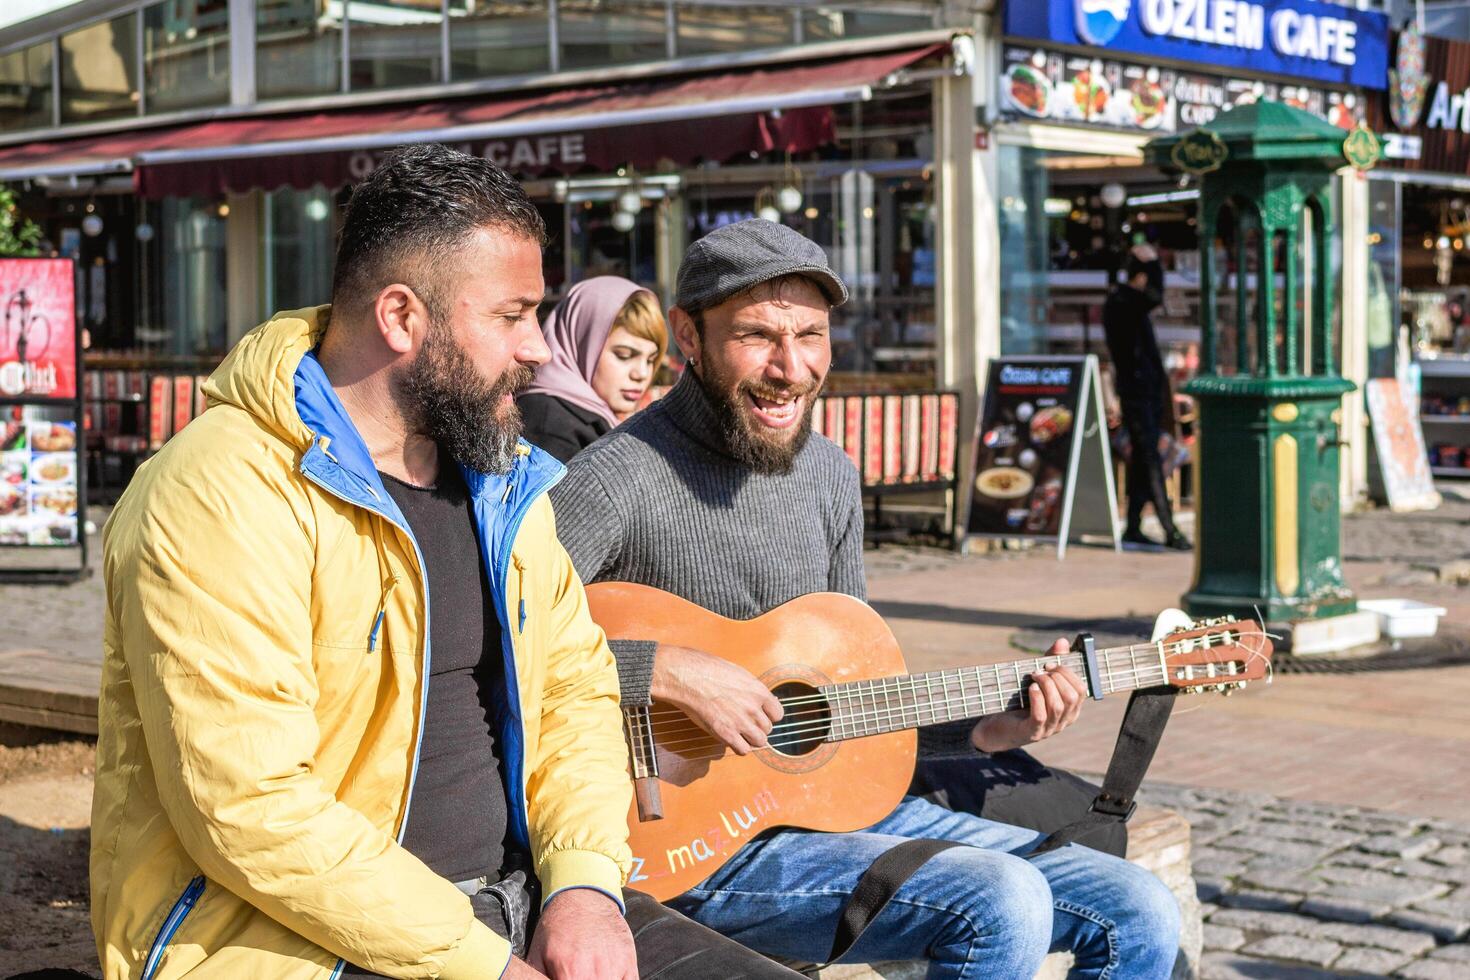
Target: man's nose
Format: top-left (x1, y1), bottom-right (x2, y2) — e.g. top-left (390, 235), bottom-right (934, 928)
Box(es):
top-left (518, 318), bottom-right (551, 367)
top-left (767, 335), bottom-right (810, 385)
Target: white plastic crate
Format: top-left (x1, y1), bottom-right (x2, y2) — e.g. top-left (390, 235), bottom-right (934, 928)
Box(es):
top-left (1357, 599), bottom-right (1448, 640)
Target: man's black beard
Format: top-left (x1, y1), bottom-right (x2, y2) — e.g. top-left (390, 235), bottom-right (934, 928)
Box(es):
top-left (397, 320), bottom-right (532, 475)
top-left (692, 361), bottom-right (819, 476)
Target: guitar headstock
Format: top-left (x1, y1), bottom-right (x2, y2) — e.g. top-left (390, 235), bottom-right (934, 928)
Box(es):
top-left (1161, 617), bottom-right (1273, 695)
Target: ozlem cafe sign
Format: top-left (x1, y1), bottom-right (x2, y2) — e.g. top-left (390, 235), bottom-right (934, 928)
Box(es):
top-left (1133, 0), bottom-right (1360, 67)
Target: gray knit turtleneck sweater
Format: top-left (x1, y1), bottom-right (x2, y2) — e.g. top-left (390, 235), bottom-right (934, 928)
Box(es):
top-left (548, 371), bottom-right (973, 756)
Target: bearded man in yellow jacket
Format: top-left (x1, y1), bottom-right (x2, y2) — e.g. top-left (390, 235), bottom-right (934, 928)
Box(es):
top-left (92, 145), bottom-right (804, 980)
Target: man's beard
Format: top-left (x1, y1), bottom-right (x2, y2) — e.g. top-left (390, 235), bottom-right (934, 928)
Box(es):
top-left (693, 360), bottom-right (820, 476)
top-left (396, 320), bottom-right (532, 475)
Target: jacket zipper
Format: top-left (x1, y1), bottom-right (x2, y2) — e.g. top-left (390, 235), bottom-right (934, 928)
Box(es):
top-left (141, 875), bottom-right (205, 980)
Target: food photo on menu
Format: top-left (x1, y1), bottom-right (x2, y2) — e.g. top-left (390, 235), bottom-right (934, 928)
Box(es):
top-left (0, 416), bottom-right (78, 547)
top-left (969, 393), bottom-right (1077, 538)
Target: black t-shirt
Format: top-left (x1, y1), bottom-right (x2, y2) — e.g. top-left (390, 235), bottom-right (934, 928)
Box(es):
top-left (380, 464), bottom-right (509, 884)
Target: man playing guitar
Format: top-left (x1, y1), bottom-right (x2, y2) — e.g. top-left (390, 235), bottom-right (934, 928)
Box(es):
top-left (549, 219), bottom-right (1182, 978)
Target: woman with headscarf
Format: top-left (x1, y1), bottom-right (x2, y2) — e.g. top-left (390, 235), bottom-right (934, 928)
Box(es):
top-left (518, 276), bottom-right (668, 463)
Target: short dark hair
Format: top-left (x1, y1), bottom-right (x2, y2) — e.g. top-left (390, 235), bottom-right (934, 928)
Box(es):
top-left (332, 143), bottom-right (546, 319)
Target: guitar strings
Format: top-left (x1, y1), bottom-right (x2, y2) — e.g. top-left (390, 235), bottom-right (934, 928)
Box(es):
top-left (638, 666), bottom-right (1175, 754)
top-left (626, 632), bottom-right (1269, 755)
top-left (638, 630), bottom-right (1271, 723)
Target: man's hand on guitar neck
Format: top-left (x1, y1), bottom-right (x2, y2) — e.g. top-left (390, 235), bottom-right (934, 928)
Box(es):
top-left (970, 640), bottom-right (1088, 753)
top-left (650, 645), bottom-right (784, 755)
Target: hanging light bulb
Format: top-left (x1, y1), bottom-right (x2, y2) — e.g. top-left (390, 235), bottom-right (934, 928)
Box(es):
top-left (754, 187), bottom-right (780, 224)
top-left (81, 213), bottom-right (104, 237)
top-left (610, 209), bottom-right (636, 233)
top-left (616, 189), bottom-right (643, 215)
top-left (304, 198), bottom-right (330, 222)
top-left (776, 184), bottom-right (803, 214)
top-left (135, 222), bottom-right (154, 242)
top-left (1437, 235), bottom-right (1452, 250)
top-left (804, 206), bottom-right (819, 220)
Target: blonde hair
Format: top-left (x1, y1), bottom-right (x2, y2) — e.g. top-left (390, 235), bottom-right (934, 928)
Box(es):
top-left (612, 290), bottom-right (668, 363)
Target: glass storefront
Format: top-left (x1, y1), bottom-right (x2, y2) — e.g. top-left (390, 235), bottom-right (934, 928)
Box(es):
top-left (256, 0), bottom-right (343, 100)
top-left (449, 1), bottom-right (550, 80)
top-left (144, 0), bottom-right (231, 113)
top-left (801, 4), bottom-right (936, 42)
top-left (0, 41), bottom-right (53, 132)
top-left (558, 1), bottom-right (668, 71)
top-left (348, 1), bottom-right (443, 92)
top-left (262, 186), bottom-right (338, 315)
top-left (157, 197), bottom-right (228, 357)
top-left (60, 13), bottom-right (139, 124)
top-left (675, 3), bottom-right (792, 56)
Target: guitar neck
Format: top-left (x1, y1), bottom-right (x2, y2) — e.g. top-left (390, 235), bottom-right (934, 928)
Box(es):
top-left (821, 644), bottom-right (1168, 741)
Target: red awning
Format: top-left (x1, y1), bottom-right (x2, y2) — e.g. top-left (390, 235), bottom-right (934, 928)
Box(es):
top-left (0, 44), bottom-right (944, 197)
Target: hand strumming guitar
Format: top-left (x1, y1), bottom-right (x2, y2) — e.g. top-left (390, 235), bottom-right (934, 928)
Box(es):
top-left (969, 639), bottom-right (1087, 753)
top-left (651, 645), bottom-right (784, 755)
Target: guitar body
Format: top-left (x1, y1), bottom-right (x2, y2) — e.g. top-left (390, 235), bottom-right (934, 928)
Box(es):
top-left (586, 582), bottom-right (917, 900)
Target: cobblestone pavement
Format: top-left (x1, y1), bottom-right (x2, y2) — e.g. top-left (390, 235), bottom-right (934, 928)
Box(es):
top-left (1137, 780), bottom-right (1470, 979)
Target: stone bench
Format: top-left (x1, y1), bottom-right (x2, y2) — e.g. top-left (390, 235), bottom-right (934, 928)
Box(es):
top-left (816, 806), bottom-right (1202, 980)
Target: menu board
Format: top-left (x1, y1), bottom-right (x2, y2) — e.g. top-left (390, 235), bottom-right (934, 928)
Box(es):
top-left (1000, 47), bottom-right (1364, 136)
top-left (0, 257), bottom-right (85, 579)
top-left (0, 258), bottom-right (78, 401)
top-left (1366, 378), bottom-right (1441, 513)
top-left (0, 412), bottom-right (79, 546)
top-left (968, 360), bottom-right (1084, 538)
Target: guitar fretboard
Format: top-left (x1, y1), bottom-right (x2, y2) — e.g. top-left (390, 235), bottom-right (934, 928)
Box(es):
top-left (820, 645), bottom-right (1169, 740)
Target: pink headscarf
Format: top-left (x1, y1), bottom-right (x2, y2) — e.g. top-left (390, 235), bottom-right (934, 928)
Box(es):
top-left (523, 276), bottom-right (650, 428)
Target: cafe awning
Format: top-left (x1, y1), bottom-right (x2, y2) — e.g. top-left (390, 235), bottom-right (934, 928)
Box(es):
top-left (0, 44), bottom-right (945, 197)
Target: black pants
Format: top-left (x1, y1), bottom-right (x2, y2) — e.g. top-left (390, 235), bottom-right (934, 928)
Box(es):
top-left (910, 748), bottom-right (1127, 858)
top-left (345, 887), bottom-right (802, 979)
top-left (1122, 397), bottom-right (1178, 537)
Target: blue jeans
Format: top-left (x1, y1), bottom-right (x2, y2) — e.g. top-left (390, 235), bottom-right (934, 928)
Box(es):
top-left (667, 796), bottom-right (1180, 980)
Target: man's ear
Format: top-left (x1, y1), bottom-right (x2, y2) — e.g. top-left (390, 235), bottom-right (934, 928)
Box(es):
top-left (374, 284), bottom-right (428, 356)
top-left (669, 306), bottom-right (702, 368)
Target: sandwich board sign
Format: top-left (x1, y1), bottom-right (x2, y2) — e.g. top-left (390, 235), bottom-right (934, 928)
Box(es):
top-left (1365, 378), bottom-right (1440, 512)
top-left (966, 355), bottom-right (1120, 559)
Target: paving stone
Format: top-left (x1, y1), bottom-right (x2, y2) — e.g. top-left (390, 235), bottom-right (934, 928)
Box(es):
top-left (1390, 860), bottom-right (1470, 884)
top-left (1240, 934), bottom-right (1342, 968)
top-left (1359, 835), bottom-right (1445, 861)
top-left (1333, 947), bottom-right (1413, 976)
top-left (1193, 853), bottom-right (1248, 877)
top-left (1413, 895), bottom-right (1470, 920)
top-left (1207, 908), bottom-right (1323, 936)
top-left (1427, 847), bottom-right (1470, 867)
top-left (1245, 853), bottom-right (1326, 874)
top-left (1327, 852), bottom-right (1397, 871)
top-left (1253, 821), bottom-right (1358, 849)
top-left (1426, 943), bottom-right (1470, 963)
top-left (1312, 923), bottom-right (1437, 956)
top-left (1201, 924), bottom-right (1246, 952)
top-left (1317, 867), bottom-right (1452, 904)
top-left (1384, 909), bottom-right (1470, 943)
top-left (1297, 895), bottom-right (1392, 924)
top-left (1221, 837), bottom-right (1334, 863)
top-left (1217, 889), bottom-right (1304, 913)
top-left (1199, 953), bottom-right (1342, 980)
top-left (1395, 960), bottom-right (1469, 980)
top-left (1236, 869), bottom-right (1325, 894)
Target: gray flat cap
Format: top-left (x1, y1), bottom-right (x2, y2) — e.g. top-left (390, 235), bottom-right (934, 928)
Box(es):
top-left (675, 219), bottom-right (849, 314)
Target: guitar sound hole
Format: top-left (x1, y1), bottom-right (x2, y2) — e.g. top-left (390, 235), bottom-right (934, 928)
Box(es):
top-left (767, 682), bottom-right (830, 757)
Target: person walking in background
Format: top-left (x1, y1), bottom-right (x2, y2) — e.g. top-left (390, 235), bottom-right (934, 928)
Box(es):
top-left (518, 277), bottom-right (666, 462)
top-left (1104, 244), bottom-right (1190, 551)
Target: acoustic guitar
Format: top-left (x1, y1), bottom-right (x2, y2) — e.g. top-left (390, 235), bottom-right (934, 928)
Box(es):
top-left (585, 582), bottom-right (1273, 901)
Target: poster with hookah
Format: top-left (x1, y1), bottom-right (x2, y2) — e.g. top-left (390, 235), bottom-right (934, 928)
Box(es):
top-left (0, 257), bottom-right (82, 552)
top-left (0, 258), bottom-right (76, 401)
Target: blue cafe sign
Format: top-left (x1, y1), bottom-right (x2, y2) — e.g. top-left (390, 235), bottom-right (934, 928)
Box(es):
top-left (1005, 0), bottom-right (1388, 90)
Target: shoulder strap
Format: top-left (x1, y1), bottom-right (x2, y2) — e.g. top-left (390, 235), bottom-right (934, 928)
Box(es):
top-left (827, 838), bottom-right (965, 962)
top-left (1029, 687), bottom-right (1176, 855)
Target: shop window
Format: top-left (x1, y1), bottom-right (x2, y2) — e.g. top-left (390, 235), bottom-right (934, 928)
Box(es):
top-left (1365, 177), bottom-right (1399, 379)
top-left (996, 144), bottom-right (1052, 357)
top-left (348, 0), bottom-right (444, 91)
top-left (257, 0), bottom-right (343, 100)
top-left (144, 0), bottom-right (230, 114)
top-left (0, 42), bottom-right (54, 133)
top-left (158, 197), bottom-right (228, 356)
top-left (60, 13), bottom-right (140, 124)
top-left (800, 3), bottom-right (936, 43)
top-left (558, 1), bottom-right (668, 71)
top-left (675, 3), bottom-right (793, 56)
top-left (449, 1), bottom-right (550, 81)
top-left (262, 186), bottom-right (337, 315)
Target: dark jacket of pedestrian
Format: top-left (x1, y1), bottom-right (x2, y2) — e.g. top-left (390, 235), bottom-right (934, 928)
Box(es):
top-left (1102, 258), bottom-right (1167, 407)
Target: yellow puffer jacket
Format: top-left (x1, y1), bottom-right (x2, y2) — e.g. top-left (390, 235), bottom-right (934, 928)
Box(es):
top-left (91, 307), bottom-right (632, 979)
